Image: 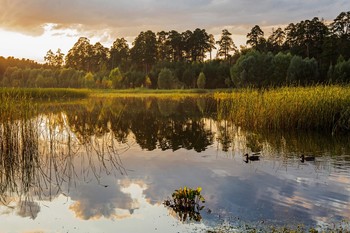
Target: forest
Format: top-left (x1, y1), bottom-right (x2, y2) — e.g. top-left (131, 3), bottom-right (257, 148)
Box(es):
top-left (0, 11), bottom-right (349, 89)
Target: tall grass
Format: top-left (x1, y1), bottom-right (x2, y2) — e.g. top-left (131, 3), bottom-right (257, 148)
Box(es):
top-left (0, 88), bottom-right (90, 100)
top-left (215, 85), bottom-right (350, 133)
top-left (89, 88), bottom-right (223, 99)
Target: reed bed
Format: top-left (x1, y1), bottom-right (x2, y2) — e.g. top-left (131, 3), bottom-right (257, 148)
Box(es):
top-left (0, 88), bottom-right (90, 100)
top-left (215, 85), bottom-right (350, 133)
top-left (89, 88), bottom-right (224, 99)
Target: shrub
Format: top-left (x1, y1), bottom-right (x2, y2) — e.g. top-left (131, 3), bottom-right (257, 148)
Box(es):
top-left (197, 72), bottom-right (206, 89)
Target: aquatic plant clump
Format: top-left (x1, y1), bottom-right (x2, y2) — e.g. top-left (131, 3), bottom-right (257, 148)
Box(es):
top-left (164, 186), bottom-right (206, 222)
top-left (215, 85), bottom-right (350, 133)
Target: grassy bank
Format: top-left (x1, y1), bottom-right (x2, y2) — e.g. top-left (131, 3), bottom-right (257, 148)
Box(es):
top-left (89, 88), bottom-right (220, 98)
top-left (0, 87), bottom-right (220, 100)
top-left (0, 88), bottom-right (90, 100)
top-left (215, 85), bottom-right (350, 133)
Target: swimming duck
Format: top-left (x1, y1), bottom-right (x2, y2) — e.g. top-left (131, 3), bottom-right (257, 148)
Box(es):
top-left (300, 154), bottom-right (315, 163)
top-left (244, 153), bottom-right (260, 163)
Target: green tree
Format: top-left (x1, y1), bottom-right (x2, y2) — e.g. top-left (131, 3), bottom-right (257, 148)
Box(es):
top-left (167, 30), bottom-right (184, 62)
top-left (157, 68), bottom-right (177, 89)
top-left (144, 75), bottom-right (152, 88)
top-left (272, 52), bottom-right (292, 85)
top-left (35, 73), bottom-right (56, 88)
top-left (157, 31), bottom-right (170, 61)
top-left (216, 29), bottom-right (237, 60)
top-left (123, 70), bottom-right (145, 88)
top-left (58, 68), bottom-right (84, 88)
top-left (110, 38), bottom-right (130, 70)
top-left (329, 11), bottom-right (350, 60)
top-left (44, 49), bottom-right (64, 67)
top-left (230, 50), bottom-right (274, 87)
top-left (109, 67), bottom-right (123, 88)
top-left (182, 67), bottom-right (197, 88)
top-left (267, 28), bottom-right (285, 53)
top-left (197, 72), bottom-right (206, 89)
top-left (285, 18), bottom-right (328, 59)
top-left (287, 56), bottom-right (319, 84)
top-left (208, 34), bottom-right (216, 60)
top-left (44, 49), bottom-right (55, 66)
top-left (247, 25), bottom-right (265, 50)
top-left (189, 28), bottom-right (211, 62)
top-left (130, 30), bottom-right (158, 73)
top-left (84, 72), bottom-right (95, 88)
top-left (91, 42), bottom-right (109, 73)
top-left (333, 57), bottom-right (350, 83)
top-left (330, 11), bottom-right (350, 40)
top-left (65, 37), bottom-right (94, 72)
top-left (54, 49), bottom-right (65, 67)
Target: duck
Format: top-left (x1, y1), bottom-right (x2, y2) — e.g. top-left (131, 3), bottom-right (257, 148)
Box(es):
top-left (300, 154), bottom-right (315, 163)
top-left (244, 153), bottom-right (260, 163)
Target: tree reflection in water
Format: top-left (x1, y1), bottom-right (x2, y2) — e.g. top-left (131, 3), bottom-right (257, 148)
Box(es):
top-left (65, 97), bottom-right (216, 152)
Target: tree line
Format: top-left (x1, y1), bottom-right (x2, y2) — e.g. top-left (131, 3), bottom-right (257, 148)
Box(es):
top-left (0, 11), bottom-right (349, 89)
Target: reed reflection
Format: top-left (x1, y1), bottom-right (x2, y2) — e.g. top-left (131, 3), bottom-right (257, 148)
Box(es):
top-left (0, 112), bottom-right (127, 218)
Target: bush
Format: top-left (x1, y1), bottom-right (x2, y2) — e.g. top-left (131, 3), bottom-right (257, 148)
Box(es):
top-left (333, 58), bottom-right (350, 83)
top-left (84, 72), bottom-right (95, 88)
top-left (109, 68), bottom-right (123, 88)
top-left (158, 68), bottom-right (178, 89)
top-left (197, 72), bottom-right (206, 89)
top-left (287, 56), bottom-right (319, 84)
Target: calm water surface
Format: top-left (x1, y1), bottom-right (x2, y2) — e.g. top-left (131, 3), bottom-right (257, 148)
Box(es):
top-left (0, 97), bottom-right (349, 232)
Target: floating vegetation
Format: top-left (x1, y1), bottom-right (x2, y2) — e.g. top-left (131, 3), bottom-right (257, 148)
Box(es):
top-left (164, 186), bottom-right (205, 222)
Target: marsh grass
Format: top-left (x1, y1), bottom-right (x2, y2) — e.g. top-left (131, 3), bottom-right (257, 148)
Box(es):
top-left (0, 88), bottom-right (90, 100)
top-left (89, 88), bottom-right (222, 99)
top-left (215, 85), bottom-right (350, 133)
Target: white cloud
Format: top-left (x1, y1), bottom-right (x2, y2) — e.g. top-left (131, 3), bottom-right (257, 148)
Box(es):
top-left (0, 0), bottom-right (348, 60)
top-left (0, 0), bottom-right (348, 36)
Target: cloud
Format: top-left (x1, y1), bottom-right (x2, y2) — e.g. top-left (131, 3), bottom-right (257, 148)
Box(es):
top-left (0, 0), bottom-right (348, 61)
top-left (0, 0), bottom-right (347, 39)
top-left (67, 178), bottom-right (142, 220)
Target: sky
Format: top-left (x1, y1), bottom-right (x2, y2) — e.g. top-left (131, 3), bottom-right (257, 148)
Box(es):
top-left (0, 0), bottom-right (348, 62)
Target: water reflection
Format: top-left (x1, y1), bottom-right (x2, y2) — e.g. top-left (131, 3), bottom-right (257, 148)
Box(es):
top-left (0, 96), bottom-right (349, 232)
top-left (164, 186), bottom-right (205, 222)
top-left (64, 98), bottom-right (216, 152)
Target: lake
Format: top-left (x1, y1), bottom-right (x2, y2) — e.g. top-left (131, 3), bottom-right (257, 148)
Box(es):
top-left (0, 96), bottom-right (350, 232)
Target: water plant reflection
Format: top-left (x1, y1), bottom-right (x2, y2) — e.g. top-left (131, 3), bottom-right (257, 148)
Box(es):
top-left (164, 186), bottom-right (205, 222)
top-left (0, 104), bottom-right (127, 218)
